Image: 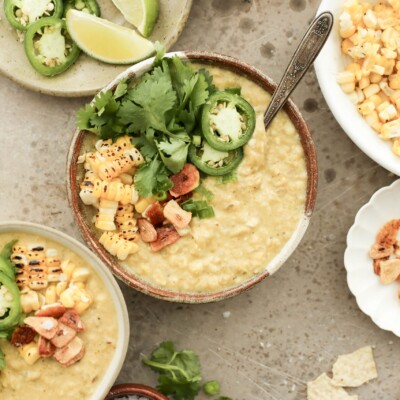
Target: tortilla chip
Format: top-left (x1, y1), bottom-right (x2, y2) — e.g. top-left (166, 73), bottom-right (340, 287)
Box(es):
top-left (307, 373), bottom-right (358, 400)
top-left (331, 346), bottom-right (377, 387)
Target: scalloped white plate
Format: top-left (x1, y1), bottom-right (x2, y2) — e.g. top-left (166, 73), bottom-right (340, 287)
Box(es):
top-left (345, 180), bottom-right (400, 336)
top-left (315, 0), bottom-right (400, 176)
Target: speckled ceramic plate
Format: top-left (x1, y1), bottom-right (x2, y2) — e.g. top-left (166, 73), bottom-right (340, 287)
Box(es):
top-left (315, 0), bottom-right (400, 177)
top-left (0, 0), bottom-right (192, 97)
top-left (345, 179), bottom-right (400, 336)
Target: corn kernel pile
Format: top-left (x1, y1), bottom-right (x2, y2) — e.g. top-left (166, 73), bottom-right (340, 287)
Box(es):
top-left (338, 0), bottom-right (400, 156)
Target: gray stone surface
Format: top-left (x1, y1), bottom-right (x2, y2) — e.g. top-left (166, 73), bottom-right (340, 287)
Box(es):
top-left (0, 0), bottom-right (399, 399)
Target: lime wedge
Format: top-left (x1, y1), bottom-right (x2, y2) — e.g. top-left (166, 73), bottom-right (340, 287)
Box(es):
top-left (111, 0), bottom-right (159, 37)
top-left (66, 9), bottom-right (155, 64)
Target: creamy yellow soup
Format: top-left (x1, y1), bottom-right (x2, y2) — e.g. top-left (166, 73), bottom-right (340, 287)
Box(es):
top-left (0, 232), bottom-right (118, 399)
top-left (120, 65), bottom-right (308, 293)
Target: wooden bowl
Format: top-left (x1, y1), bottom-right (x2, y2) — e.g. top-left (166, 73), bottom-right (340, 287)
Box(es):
top-left (67, 51), bottom-right (318, 303)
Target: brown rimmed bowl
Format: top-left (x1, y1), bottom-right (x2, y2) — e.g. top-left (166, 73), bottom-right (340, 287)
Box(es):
top-left (67, 51), bottom-right (318, 303)
top-left (105, 384), bottom-right (168, 400)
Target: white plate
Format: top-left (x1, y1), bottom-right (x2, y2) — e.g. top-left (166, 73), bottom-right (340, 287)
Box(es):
top-left (345, 179), bottom-right (400, 336)
top-left (0, 0), bottom-right (192, 97)
top-left (315, 0), bottom-right (400, 176)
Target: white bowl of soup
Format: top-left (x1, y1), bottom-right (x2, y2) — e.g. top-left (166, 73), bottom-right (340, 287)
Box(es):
top-left (0, 221), bottom-right (129, 400)
top-left (67, 51), bottom-right (318, 303)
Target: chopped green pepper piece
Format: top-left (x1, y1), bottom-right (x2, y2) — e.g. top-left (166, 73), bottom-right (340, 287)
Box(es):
top-left (63, 0), bottom-right (100, 17)
top-left (24, 16), bottom-right (81, 77)
top-left (4, 0), bottom-right (64, 31)
top-left (181, 199), bottom-right (215, 219)
top-left (203, 380), bottom-right (220, 396)
top-left (201, 90), bottom-right (256, 151)
top-left (0, 271), bottom-right (21, 331)
top-left (188, 142), bottom-right (243, 176)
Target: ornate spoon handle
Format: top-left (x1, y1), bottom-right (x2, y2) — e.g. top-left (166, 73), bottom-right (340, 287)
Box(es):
top-left (263, 11), bottom-right (334, 129)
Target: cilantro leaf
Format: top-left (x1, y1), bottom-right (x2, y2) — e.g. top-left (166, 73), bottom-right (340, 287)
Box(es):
top-left (134, 157), bottom-right (173, 198)
top-left (132, 129), bottom-right (158, 161)
top-left (118, 64), bottom-right (177, 134)
top-left (143, 341), bottom-right (202, 400)
top-left (113, 78), bottom-right (129, 99)
top-left (157, 137), bottom-right (189, 173)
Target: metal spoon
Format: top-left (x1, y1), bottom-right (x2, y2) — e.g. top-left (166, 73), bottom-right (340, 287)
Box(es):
top-left (263, 11), bottom-right (334, 130)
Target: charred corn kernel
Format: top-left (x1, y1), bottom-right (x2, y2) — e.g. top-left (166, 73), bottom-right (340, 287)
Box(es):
top-left (381, 48), bottom-right (397, 59)
top-left (358, 100), bottom-right (375, 115)
top-left (135, 197), bottom-right (155, 214)
top-left (340, 11), bottom-right (356, 38)
top-left (371, 65), bottom-right (385, 75)
top-left (60, 288), bottom-right (75, 308)
top-left (363, 83), bottom-right (380, 98)
top-left (377, 99), bottom-right (395, 117)
top-left (363, 9), bottom-right (378, 28)
top-left (95, 138), bottom-right (113, 152)
top-left (342, 38), bottom-right (354, 54)
top-left (99, 231), bottom-right (139, 260)
top-left (369, 94), bottom-right (383, 107)
top-left (370, 72), bottom-right (383, 83)
top-left (56, 281), bottom-right (68, 297)
top-left (96, 199), bottom-right (118, 231)
top-left (389, 74), bottom-right (400, 89)
top-left (61, 259), bottom-right (76, 281)
top-left (20, 290), bottom-right (40, 314)
top-left (120, 173), bottom-right (133, 185)
top-left (381, 119), bottom-right (400, 138)
top-left (19, 343), bottom-right (41, 365)
top-left (382, 27), bottom-right (400, 50)
top-left (45, 285), bottom-right (57, 304)
top-left (359, 77), bottom-right (370, 89)
top-left (337, 71), bottom-right (355, 84)
top-left (71, 267), bottom-right (90, 283)
top-left (365, 111), bottom-right (383, 131)
top-left (356, 88), bottom-right (365, 103)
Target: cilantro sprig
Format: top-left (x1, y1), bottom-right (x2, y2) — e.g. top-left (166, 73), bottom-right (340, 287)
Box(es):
top-left (76, 51), bottom-right (216, 199)
top-left (143, 341), bottom-right (202, 400)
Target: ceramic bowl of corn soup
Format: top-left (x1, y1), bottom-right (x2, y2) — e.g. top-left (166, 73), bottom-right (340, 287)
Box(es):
top-left (0, 221), bottom-right (129, 400)
top-left (67, 51), bottom-right (318, 303)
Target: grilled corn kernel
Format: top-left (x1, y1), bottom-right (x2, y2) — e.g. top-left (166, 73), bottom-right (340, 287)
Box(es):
top-left (19, 342), bottom-right (41, 365)
top-left (45, 285), bottom-right (57, 304)
top-left (363, 83), bottom-right (381, 98)
top-left (60, 288), bottom-right (76, 308)
top-left (71, 267), bottom-right (90, 283)
top-left (135, 197), bottom-right (155, 214)
top-left (99, 231), bottom-right (139, 260)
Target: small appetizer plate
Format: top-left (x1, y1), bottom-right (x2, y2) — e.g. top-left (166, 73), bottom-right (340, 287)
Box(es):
top-left (345, 179), bottom-right (400, 336)
top-left (315, 0), bottom-right (400, 177)
top-left (0, 221), bottom-right (130, 399)
top-left (0, 0), bottom-right (192, 97)
top-left (105, 384), bottom-right (168, 400)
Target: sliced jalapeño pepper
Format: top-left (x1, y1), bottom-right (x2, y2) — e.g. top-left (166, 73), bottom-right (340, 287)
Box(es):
top-left (24, 17), bottom-right (81, 77)
top-left (0, 271), bottom-right (21, 331)
top-left (0, 240), bottom-right (17, 279)
top-left (201, 90), bottom-right (256, 151)
top-left (63, 0), bottom-right (100, 17)
top-left (4, 0), bottom-right (63, 31)
top-left (188, 141), bottom-right (243, 176)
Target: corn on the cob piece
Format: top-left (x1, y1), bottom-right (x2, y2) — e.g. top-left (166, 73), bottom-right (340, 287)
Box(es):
top-left (99, 231), bottom-right (139, 260)
top-left (115, 204), bottom-right (139, 242)
top-left (95, 199), bottom-right (118, 231)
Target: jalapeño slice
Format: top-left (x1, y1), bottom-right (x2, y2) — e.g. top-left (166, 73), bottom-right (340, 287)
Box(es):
top-left (63, 0), bottom-right (100, 17)
top-left (0, 271), bottom-right (21, 331)
top-left (4, 0), bottom-right (63, 31)
top-left (188, 142), bottom-right (243, 176)
top-left (24, 17), bottom-right (81, 77)
top-left (201, 90), bottom-right (256, 151)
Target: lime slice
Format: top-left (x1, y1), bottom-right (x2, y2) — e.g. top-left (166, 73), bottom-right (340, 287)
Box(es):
top-left (66, 9), bottom-right (155, 64)
top-left (111, 0), bottom-right (159, 37)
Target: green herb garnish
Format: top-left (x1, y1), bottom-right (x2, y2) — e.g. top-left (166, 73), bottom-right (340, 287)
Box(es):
top-left (0, 346), bottom-right (5, 370)
top-left (181, 200), bottom-right (215, 219)
top-left (203, 380), bottom-right (220, 396)
top-left (143, 341), bottom-right (202, 400)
